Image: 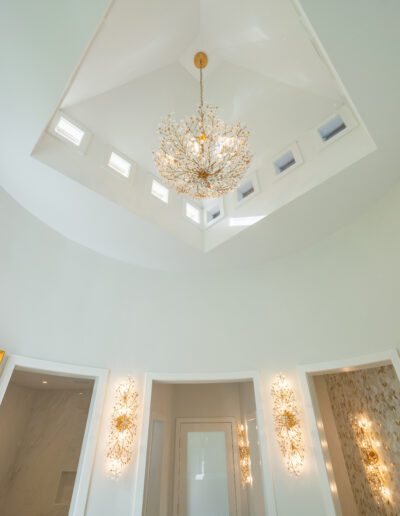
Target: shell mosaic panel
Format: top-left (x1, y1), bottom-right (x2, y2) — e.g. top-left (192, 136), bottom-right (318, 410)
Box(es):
top-left (325, 365), bottom-right (400, 516)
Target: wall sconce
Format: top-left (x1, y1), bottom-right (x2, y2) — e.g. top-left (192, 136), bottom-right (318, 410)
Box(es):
top-left (237, 423), bottom-right (252, 485)
top-left (0, 350), bottom-right (5, 365)
top-left (352, 415), bottom-right (391, 504)
top-left (107, 377), bottom-right (138, 479)
top-left (271, 373), bottom-right (304, 476)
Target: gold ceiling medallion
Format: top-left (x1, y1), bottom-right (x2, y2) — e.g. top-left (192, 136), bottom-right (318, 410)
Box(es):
top-left (154, 51), bottom-right (251, 199)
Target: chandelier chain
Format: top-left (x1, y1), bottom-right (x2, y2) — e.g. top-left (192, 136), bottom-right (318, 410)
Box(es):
top-left (200, 67), bottom-right (204, 108)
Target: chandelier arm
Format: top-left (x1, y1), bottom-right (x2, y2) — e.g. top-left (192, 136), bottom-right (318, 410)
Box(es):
top-left (167, 125), bottom-right (202, 170)
top-left (172, 134), bottom-right (203, 171)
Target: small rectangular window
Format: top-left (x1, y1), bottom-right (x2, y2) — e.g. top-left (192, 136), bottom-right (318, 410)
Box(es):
top-left (205, 204), bottom-right (222, 225)
top-left (186, 203), bottom-right (201, 224)
top-left (55, 117), bottom-right (85, 146)
top-left (151, 180), bottom-right (169, 203)
top-left (318, 115), bottom-right (346, 142)
top-left (237, 180), bottom-right (255, 202)
top-left (274, 150), bottom-right (296, 175)
top-left (108, 152), bottom-right (131, 178)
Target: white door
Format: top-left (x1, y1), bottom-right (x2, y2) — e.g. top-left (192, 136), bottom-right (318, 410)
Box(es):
top-left (174, 418), bottom-right (241, 516)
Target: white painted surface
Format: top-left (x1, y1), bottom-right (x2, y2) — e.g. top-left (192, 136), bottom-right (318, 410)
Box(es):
top-left (1, 1), bottom-right (400, 514)
top-left (2, 179), bottom-right (400, 513)
top-left (0, 0), bottom-right (399, 269)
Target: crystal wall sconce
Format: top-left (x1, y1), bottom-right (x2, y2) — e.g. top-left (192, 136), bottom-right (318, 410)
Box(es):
top-left (237, 423), bottom-right (252, 485)
top-left (107, 377), bottom-right (139, 479)
top-left (352, 415), bottom-right (391, 504)
top-left (271, 373), bottom-right (304, 476)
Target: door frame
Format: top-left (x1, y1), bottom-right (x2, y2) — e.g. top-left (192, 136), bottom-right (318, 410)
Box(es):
top-left (173, 416), bottom-right (241, 516)
top-left (133, 371), bottom-right (277, 516)
top-left (142, 412), bottom-right (169, 516)
top-left (0, 353), bottom-right (108, 516)
top-left (298, 348), bottom-right (400, 516)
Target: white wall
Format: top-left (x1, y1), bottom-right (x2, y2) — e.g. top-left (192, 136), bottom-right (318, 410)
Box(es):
top-left (2, 173), bottom-right (400, 514)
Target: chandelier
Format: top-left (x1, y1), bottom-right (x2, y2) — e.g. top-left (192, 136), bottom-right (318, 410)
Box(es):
top-left (154, 52), bottom-right (251, 199)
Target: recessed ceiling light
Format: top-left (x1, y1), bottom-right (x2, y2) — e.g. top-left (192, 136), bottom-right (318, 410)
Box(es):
top-left (42, 380), bottom-right (48, 384)
top-left (54, 116), bottom-right (85, 146)
top-left (108, 151), bottom-right (131, 178)
top-left (151, 179), bottom-right (169, 203)
top-left (186, 203), bottom-right (201, 224)
top-left (229, 216), bottom-right (264, 227)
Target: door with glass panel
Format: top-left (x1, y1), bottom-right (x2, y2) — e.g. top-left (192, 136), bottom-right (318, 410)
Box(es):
top-left (173, 418), bottom-right (241, 516)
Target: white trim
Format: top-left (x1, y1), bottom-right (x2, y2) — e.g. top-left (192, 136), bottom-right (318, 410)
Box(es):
top-left (142, 413), bottom-right (168, 516)
top-left (132, 370), bottom-right (277, 516)
top-left (297, 348), bottom-right (400, 516)
top-left (0, 354), bottom-right (108, 516)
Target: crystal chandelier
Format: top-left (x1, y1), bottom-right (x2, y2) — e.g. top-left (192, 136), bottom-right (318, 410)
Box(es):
top-left (154, 52), bottom-right (251, 199)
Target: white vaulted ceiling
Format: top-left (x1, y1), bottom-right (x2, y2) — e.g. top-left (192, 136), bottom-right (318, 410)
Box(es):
top-left (62, 0), bottom-right (341, 108)
top-left (60, 0), bottom-right (346, 180)
top-left (1, 0), bottom-right (399, 270)
top-left (33, 0), bottom-right (375, 252)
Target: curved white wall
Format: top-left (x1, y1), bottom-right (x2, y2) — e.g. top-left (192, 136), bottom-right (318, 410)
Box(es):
top-left (2, 179), bottom-right (400, 515)
top-left (2, 0), bottom-right (400, 513)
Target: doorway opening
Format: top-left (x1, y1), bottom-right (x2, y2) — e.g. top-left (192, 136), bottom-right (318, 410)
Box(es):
top-left (140, 378), bottom-right (268, 516)
top-left (300, 350), bottom-right (400, 516)
top-left (0, 355), bottom-right (107, 516)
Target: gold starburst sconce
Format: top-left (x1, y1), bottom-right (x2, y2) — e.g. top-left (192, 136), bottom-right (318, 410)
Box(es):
top-left (154, 51), bottom-right (251, 199)
top-left (271, 374), bottom-right (305, 476)
top-left (237, 424), bottom-right (252, 485)
top-left (352, 415), bottom-right (391, 504)
top-left (107, 377), bottom-right (138, 479)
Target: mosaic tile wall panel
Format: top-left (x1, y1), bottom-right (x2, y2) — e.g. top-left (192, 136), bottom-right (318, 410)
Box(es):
top-left (325, 365), bottom-right (400, 516)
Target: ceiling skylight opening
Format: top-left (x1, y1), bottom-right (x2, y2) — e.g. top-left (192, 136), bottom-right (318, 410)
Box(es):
top-left (185, 203), bottom-right (201, 224)
top-left (207, 206), bottom-right (221, 224)
top-left (237, 180), bottom-right (255, 202)
top-left (274, 150), bottom-right (296, 175)
top-left (229, 215), bottom-right (265, 227)
top-left (54, 116), bottom-right (85, 146)
top-left (151, 179), bottom-right (169, 203)
top-left (108, 152), bottom-right (131, 178)
top-left (318, 114), bottom-right (347, 142)
top-left (205, 202), bottom-right (224, 227)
